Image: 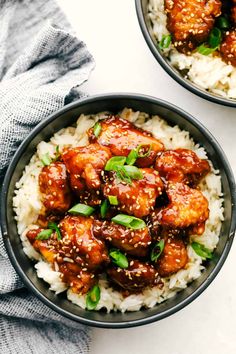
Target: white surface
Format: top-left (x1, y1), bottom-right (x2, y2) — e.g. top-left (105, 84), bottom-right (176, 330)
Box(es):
top-left (57, 1), bottom-right (236, 353)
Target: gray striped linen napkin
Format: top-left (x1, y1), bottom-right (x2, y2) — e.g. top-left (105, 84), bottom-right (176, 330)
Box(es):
top-left (0, 0), bottom-right (95, 353)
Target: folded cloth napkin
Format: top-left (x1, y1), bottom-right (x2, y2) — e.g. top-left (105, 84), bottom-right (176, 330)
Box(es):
top-left (0, 0), bottom-right (95, 353)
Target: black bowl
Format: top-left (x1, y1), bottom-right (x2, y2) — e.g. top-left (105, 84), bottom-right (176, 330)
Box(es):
top-left (1, 93), bottom-right (236, 328)
top-left (135, 0), bottom-right (236, 107)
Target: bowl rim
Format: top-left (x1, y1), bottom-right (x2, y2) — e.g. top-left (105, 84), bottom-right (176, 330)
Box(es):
top-left (135, 0), bottom-right (236, 108)
top-left (1, 92), bottom-right (236, 328)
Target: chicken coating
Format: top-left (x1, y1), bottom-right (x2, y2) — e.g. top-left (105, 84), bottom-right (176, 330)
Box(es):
top-left (59, 215), bottom-right (109, 270)
top-left (231, 0), bottom-right (236, 23)
top-left (93, 220), bottom-right (152, 257)
top-left (38, 161), bottom-right (72, 214)
top-left (103, 168), bottom-right (164, 218)
top-left (220, 29), bottom-right (236, 67)
top-left (165, 0), bottom-right (222, 53)
top-left (88, 116), bottom-right (164, 167)
top-left (154, 236), bottom-right (188, 277)
top-left (107, 260), bottom-right (161, 291)
top-left (155, 149), bottom-right (210, 186)
top-left (159, 182), bottom-right (209, 230)
top-left (26, 228), bottom-right (96, 294)
top-left (61, 143), bottom-right (112, 204)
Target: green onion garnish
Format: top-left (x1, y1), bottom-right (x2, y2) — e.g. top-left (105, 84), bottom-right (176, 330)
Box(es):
top-left (126, 144), bottom-right (152, 165)
top-left (100, 199), bottom-right (109, 218)
top-left (191, 242), bottom-right (213, 260)
top-left (105, 156), bottom-right (126, 171)
top-left (48, 222), bottom-right (62, 240)
top-left (41, 153), bottom-right (52, 166)
top-left (86, 285), bottom-right (101, 310)
top-left (197, 44), bottom-right (218, 56)
top-left (208, 27), bottom-right (222, 49)
top-left (126, 149), bottom-right (138, 165)
top-left (68, 203), bottom-right (95, 216)
top-left (52, 145), bottom-right (60, 162)
top-left (109, 249), bottom-right (129, 268)
top-left (122, 165), bottom-right (143, 180)
top-left (150, 240), bottom-right (165, 262)
top-left (93, 122), bottom-right (102, 138)
top-left (112, 214), bottom-right (146, 229)
top-left (217, 16), bottom-right (230, 30)
top-left (136, 144), bottom-right (152, 158)
top-left (159, 34), bottom-right (172, 50)
top-left (36, 229), bottom-right (53, 240)
top-left (108, 195), bottom-right (118, 205)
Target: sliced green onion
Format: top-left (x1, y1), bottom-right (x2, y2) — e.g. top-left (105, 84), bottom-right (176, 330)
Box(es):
top-left (41, 153), bottom-right (52, 166)
top-left (216, 16), bottom-right (230, 30)
top-left (105, 156), bottom-right (126, 171)
top-left (93, 122), bottom-right (102, 138)
top-left (122, 165), bottom-right (143, 180)
top-left (136, 144), bottom-right (152, 158)
top-left (108, 195), bottom-right (118, 205)
top-left (126, 149), bottom-right (138, 165)
top-left (151, 240), bottom-right (165, 262)
top-left (159, 34), bottom-right (172, 50)
top-left (100, 199), bottom-right (109, 218)
top-left (126, 144), bottom-right (152, 165)
top-left (36, 229), bottom-right (53, 240)
top-left (48, 222), bottom-right (62, 240)
top-left (52, 145), bottom-right (60, 162)
top-left (86, 285), bottom-right (101, 310)
top-left (197, 44), bottom-right (218, 56)
top-left (191, 242), bottom-right (213, 260)
top-left (109, 249), bottom-right (129, 268)
top-left (68, 203), bottom-right (95, 216)
top-left (116, 165), bottom-right (132, 184)
top-left (112, 214), bottom-right (146, 229)
top-left (208, 27), bottom-right (222, 48)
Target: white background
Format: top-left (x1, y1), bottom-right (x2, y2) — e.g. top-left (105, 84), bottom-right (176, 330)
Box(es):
top-left (57, 1), bottom-right (236, 353)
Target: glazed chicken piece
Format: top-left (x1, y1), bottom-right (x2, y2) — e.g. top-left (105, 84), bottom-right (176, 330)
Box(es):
top-left (59, 215), bottom-right (109, 270)
top-left (103, 168), bottom-right (164, 218)
top-left (154, 236), bottom-right (188, 277)
top-left (26, 228), bottom-right (95, 294)
top-left (220, 29), bottom-right (236, 67)
top-left (62, 143), bottom-right (112, 205)
top-left (155, 149), bottom-right (210, 186)
top-left (165, 0), bottom-right (222, 53)
top-left (107, 260), bottom-right (161, 291)
top-left (93, 220), bottom-right (151, 257)
top-left (88, 116), bottom-right (164, 167)
top-left (38, 161), bottom-right (72, 214)
top-left (158, 182), bottom-right (209, 231)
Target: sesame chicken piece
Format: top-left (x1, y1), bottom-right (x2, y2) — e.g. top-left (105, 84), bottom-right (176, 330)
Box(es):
top-left (93, 220), bottom-right (151, 257)
top-left (154, 236), bottom-right (188, 277)
top-left (155, 149), bottom-right (210, 186)
top-left (38, 161), bottom-right (72, 214)
top-left (165, 0), bottom-right (222, 54)
top-left (220, 29), bottom-right (236, 67)
top-left (61, 143), bottom-right (112, 205)
top-left (103, 168), bottom-right (164, 218)
top-left (26, 228), bottom-right (96, 294)
top-left (158, 182), bottom-right (209, 231)
top-left (59, 215), bottom-right (109, 271)
top-left (107, 260), bottom-right (161, 291)
top-left (88, 116), bottom-right (164, 167)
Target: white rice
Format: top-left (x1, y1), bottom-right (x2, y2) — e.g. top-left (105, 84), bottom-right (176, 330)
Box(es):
top-left (13, 108), bottom-right (224, 312)
top-left (148, 0), bottom-right (236, 99)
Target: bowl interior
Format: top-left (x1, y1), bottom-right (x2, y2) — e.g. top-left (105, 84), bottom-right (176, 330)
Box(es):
top-left (2, 94), bottom-right (235, 328)
top-left (136, 0), bottom-right (236, 107)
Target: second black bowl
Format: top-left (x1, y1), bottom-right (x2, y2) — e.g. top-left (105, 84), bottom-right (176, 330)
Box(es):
top-left (135, 0), bottom-right (236, 107)
top-left (1, 93), bottom-right (236, 328)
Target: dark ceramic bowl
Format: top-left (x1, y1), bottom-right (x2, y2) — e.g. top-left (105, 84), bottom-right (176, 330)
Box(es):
top-left (1, 93), bottom-right (236, 328)
top-left (135, 0), bottom-right (236, 107)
